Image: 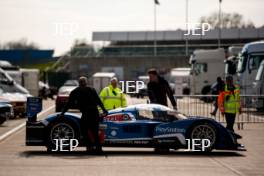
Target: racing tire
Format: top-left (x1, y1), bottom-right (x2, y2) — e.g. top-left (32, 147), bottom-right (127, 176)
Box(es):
top-left (186, 122), bottom-right (217, 152)
top-left (46, 120), bottom-right (80, 152)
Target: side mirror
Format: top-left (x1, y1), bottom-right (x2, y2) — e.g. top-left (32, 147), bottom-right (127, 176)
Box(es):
top-left (8, 80), bottom-right (14, 85)
top-left (0, 79), bottom-right (14, 85)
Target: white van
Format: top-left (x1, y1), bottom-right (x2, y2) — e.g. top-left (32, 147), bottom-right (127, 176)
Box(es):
top-left (92, 72), bottom-right (116, 93)
top-left (170, 68), bottom-right (191, 95)
top-left (21, 69), bottom-right (40, 97)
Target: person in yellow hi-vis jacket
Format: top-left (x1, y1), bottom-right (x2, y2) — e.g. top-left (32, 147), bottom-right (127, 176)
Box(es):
top-left (100, 77), bottom-right (127, 110)
top-left (218, 76), bottom-right (241, 131)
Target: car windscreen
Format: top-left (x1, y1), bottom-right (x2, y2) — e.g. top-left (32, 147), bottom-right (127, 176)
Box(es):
top-left (137, 109), bottom-right (187, 122)
top-left (64, 80), bottom-right (78, 86)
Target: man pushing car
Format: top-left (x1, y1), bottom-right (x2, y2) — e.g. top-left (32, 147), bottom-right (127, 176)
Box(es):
top-left (60, 76), bottom-right (108, 153)
top-left (147, 69), bottom-right (177, 110)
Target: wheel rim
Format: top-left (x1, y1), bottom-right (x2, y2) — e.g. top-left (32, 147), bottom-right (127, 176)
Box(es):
top-left (191, 124), bottom-right (216, 147)
top-left (50, 123), bottom-right (75, 145)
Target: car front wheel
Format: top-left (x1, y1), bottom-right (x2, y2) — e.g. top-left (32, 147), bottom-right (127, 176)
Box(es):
top-left (187, 122), bottom-right (217, 152)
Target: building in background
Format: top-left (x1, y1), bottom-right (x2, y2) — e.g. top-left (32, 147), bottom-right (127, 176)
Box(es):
top-left (0, 49), bottom-right (54, 66)
top-left (50, 28), bottom-right (264, 84)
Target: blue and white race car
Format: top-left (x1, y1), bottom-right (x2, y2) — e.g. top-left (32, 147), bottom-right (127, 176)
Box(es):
top-left (26, 104), bottom-right (245, 152)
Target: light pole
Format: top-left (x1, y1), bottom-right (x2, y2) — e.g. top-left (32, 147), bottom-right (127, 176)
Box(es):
top-left (154, 0), bottom-right (159, 56)
top-left (185, 0), bottom-right (189, 56)
top-left (154, 1), bottom-right (157, 56)
top-left (218, 0), bottom-right (222, 48)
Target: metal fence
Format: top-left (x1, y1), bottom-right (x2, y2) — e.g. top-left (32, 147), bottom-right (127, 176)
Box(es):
top-left (174, 95), bottom-right (264, 130)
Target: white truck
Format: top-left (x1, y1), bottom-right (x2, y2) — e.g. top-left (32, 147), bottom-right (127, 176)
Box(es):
top-left (189, 48), bottom-right (225, 95)
top-left (170, 68), bottom-right (191, 95)
top-left (252, 60), bottom-right (264, 111)
top-left (92, 72), bottom-right (116, 93)
top-left (237, 41), bottom-right (264, 95)
top-left (20, 69), bottom-right (40, 97)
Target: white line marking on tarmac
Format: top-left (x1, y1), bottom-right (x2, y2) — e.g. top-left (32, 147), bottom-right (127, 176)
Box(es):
top-left (0, 105), bottom-right (55, 142)
top-left (210, 157), bottom-right (245, 176)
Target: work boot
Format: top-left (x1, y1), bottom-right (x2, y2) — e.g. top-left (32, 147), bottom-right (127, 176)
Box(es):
top-left (210, 112), bottom-right (216, 116)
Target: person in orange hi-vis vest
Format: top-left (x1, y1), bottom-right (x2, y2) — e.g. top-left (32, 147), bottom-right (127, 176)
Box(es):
top-left (218, 76), bottom-right (241, 131)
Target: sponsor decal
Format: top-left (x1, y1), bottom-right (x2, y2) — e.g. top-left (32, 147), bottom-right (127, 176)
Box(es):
top-left (157, 139), bottom-right (175, 143)
top-left (105, 138), bottom-right (151, 145)
top-left (106, 140), bottom-right (150, 145)
top-left (104, 114), bottom-right (131, 121)
top-left (111, 130), bottom-right (117, 136)
top-left (133, 140), bottom-right (149, 144)
top-left (155, 127), bottom-right (185, 133)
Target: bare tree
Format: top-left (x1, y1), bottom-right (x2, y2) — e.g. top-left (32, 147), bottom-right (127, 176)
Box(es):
top-left (70, 39), bottom-right (96, 56)
top-left (1, 38), bottom-right (39, 49)
top-left (199, 12), bottom-right (255, 29)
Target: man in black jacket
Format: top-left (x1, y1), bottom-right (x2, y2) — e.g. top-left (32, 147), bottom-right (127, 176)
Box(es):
top-left (147, 69), bottom-right (177, 109)
top-left (210, 76), bottom-right (225, 116)
top-left (60, 76), bottom-right (108, 153)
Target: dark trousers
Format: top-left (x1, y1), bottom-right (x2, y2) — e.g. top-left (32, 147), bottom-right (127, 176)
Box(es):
top-left (81, 113), bottom-right (102, 150)
top-left (212, 97), bottom-right (218, 115)
top-left (225, 113), bottom-right (236, 131)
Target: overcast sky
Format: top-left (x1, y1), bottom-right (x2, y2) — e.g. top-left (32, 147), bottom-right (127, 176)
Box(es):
top-left (0, 0), bottom-right (263, 56)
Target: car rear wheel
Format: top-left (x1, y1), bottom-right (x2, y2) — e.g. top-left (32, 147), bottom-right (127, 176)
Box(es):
top-left (187, 122), bottom-right (217, 152)
top-left (46, 122), bottom-right (77, 152)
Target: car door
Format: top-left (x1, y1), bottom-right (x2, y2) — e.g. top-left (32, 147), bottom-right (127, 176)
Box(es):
top-left (102, 112), bottom-right (158, 146)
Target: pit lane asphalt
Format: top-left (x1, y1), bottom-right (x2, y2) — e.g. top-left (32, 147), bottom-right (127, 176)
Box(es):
top-left (0, 97), bottom-right (264, 176)
top-left (0, 99), bottom-right (55, 139)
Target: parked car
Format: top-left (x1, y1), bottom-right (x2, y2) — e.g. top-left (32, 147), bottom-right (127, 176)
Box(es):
top-left (0, 98), bottom-right (13, 125)
top-left (55, 80), bottom-right (78, 112)
top-left (26, 104), bottom-right (245, 152)
top-left (0, 92), bottom-right (28, 118)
